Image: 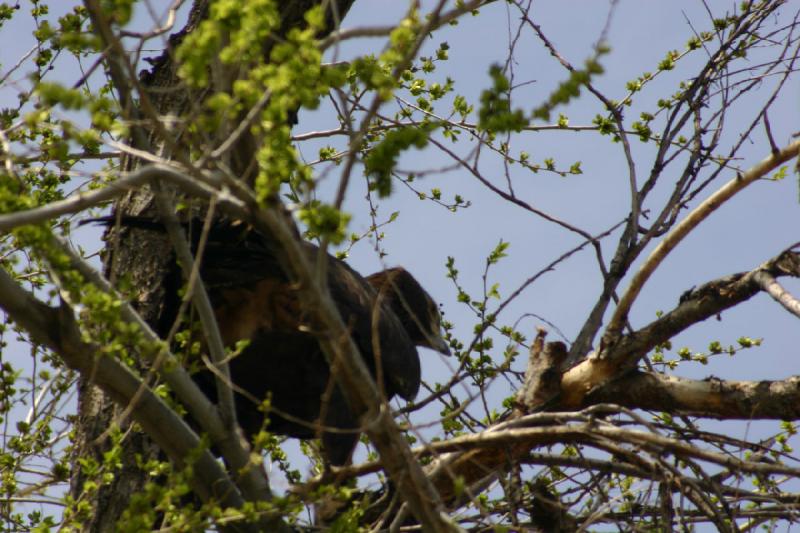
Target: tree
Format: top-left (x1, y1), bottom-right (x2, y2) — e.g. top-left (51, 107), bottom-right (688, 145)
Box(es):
top-left (0, 0), bottom-right (799, 530)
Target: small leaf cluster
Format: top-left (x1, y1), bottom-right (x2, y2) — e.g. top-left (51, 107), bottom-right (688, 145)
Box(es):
top-left (399, 42), bottom-right (454, 114)
top-left (445, 241), bottom-right (521, 390)
top-left (364, 125), bottom-right (432, 197)
top-left (346, 55), bottom-right (398, 99)
top-left (381, 9), bottom-right (422, 74)
top-left (405, 179), bottom-right (470, 212)
top-left (298, 201), bottom-right (351, 245)
top-left (29, 4), bottom-right (98, 76)
top-left (478, 64), bottom-right (526, 133)
top-left (510, 148), bottom-right (582, 178)
top-left (533, 47), bottom-right (608, 122)
top-left (650, 336), bottom-right (763, 370)
top-left (177, 0), bottom-right (280, 87)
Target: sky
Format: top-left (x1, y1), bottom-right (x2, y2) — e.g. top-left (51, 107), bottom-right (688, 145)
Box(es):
top-left (1, 0), bottom-right (799, 527)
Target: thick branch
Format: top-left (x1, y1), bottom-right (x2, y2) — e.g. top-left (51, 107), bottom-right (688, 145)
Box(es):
top-left (585, 370), bottom-right (800, 419)
top-left (562, 249), bottom-right (800, 405)
top-left (514, 329), bottom-right (567, 412)
top-left (151, 187), bottom-right (239, 430)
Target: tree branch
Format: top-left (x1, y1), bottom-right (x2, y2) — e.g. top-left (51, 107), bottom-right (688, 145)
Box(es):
top-left (0, 166), bottom-right (172, 232)
top-left (151, 186), bottom-right (239, 431)
top-left (514, 329), bottom-right (567, 412)
top-left (420, 409), bottom-right (800, 506)
top-left (753, 268), bottom-right (800, 318)
top-left (318, 0), bottom-right (493, 50)
top-left (605, 138), bottom-right (800, 341)
top-left (585, 370), bottom-right (800, 419)
top-left (562, 248), bottom-right (800, 405)
top-left (394, 247), bottom-right (800, 511)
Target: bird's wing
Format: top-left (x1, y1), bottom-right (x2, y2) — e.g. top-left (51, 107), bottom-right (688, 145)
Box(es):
top-left (327, 260), bottom-right (421, 401)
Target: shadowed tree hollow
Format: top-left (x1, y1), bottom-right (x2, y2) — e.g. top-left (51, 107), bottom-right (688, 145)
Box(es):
top-left (0, 0), bottom-right (799, 531)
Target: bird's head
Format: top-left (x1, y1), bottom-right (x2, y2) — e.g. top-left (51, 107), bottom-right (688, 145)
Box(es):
top-left (366, 267), bottom-right (451, 356)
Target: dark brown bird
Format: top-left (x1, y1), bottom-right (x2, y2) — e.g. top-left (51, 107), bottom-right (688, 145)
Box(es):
top-left (90, 216), bottom-right (449, 465)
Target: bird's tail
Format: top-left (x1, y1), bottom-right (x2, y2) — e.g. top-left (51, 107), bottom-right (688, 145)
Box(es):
top-left (79, 214), bottom-right (174, 231)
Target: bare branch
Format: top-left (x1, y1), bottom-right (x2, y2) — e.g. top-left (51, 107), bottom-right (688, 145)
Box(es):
top-left (753, 268), bottom-right (800, 319)
top-left (586, 370), bottom-right (800, 420)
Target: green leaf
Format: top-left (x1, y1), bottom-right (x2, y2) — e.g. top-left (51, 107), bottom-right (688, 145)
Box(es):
top-left (364, 125), bottom-right (433, 197)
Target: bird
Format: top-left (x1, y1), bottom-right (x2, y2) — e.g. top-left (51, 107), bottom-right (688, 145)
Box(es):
top-left (89, 215), bottom-right (450, 465)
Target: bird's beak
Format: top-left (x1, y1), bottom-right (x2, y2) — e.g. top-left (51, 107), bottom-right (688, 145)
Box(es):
top-left (428, 334), bottom-right (451, 356)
